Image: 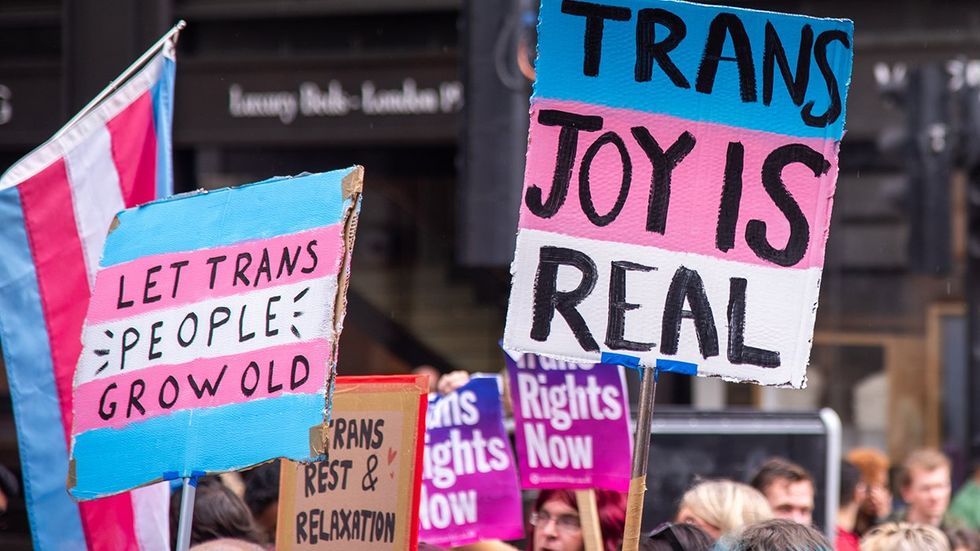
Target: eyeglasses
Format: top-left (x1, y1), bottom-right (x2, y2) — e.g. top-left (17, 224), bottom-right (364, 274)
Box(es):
top-left (649, 522), bottom-right (684, 551)
top-left (529, 510), bottom-right (582, 533)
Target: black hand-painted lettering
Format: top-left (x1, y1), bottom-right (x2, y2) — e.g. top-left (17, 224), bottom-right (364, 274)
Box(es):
top-left (159, 375), bottom-right (180, 409)
top-left (630, 127), bottom-right (696, 234)
top-left (301, 240), bottom-right (319, 274)
top-left (98, 383), bottom-right (118, 420)
top-left (660, 266), bottom-right (719, 358)
top-left (530, 246), bottom-right (599, 352)
top-left (266, 360), bottom-right (283, 393)
top-left (148, 320), bottom-right (164, 360)
top-left (206, 255), bottom-right (227, 290)
top-left (291, 354), bottom-right (310, 389)
top-left (126, 379), bottom-right (146, 417)
top-left (746, 143), bottom-right (829, 267)
top-left (143, 265), bottom-right (162, 303)
top-left (526, 110), bottom-right (603, 219)
top-left (727, 278), bottom-right (780, 367)
top-left (170, 260), bottom-right (189, 299)
top-left (188, 365), bottom-right (227, 399)
top-left (120, 327), bottom-right (140, 371)
top-left (695, 13), bottom-right (757, 102)
top-left (763, 22), bottom-right (812, 106)
top-left (802, 29), bottom-right (849, 127)
top-left (361, 455), bottom-right (379, 491)
top-left (716, 142), bottom-right (744, 252)
top-left (579, 131), bottom-right (632, 226)
top-left (266, 295), bottom-right (281, 337)
top-left (561, 0), bottom-right (632, 76)
top-left (178, 313), bottom-right (198, 347)
top-left (241, 361), bottom-right (260, 397)
top-left (233, 252), bottom-right (252, 287)
top-left (117, 275), bottom-right (134, 309)
top-left (606, 261), bottom-right (656, 351)
top-left (208, 306), bottom-right (231, 346)
top-left (635, 8), bottom-right (690, 87)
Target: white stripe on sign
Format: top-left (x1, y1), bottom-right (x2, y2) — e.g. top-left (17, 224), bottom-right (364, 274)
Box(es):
top-left (503, 229), bottom-right (822, 388)
top-left (63, 123), bottom-right (126, 289)
top-left (132, 482), bottom-right (171, 551)
top-left (76, 276), bottom-right (337, 386)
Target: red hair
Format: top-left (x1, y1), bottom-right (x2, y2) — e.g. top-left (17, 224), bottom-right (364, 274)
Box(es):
top-left (527, 489), bottom-right (627, 551)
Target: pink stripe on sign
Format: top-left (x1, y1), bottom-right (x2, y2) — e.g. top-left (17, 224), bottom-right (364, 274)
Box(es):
top-left (520, 99), bottom-right (840, 270)
top-left (88, 224), bottom-right (343, 324)
top-left (72, 340), bottom-right (330, 433)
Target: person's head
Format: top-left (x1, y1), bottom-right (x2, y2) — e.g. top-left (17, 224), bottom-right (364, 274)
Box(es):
top-left (242, 460), bottom-right (280, 541)
top-left (749, 458), bottom-right (815, 526)
top-left (899, 448), bottom-right (951, 526)
top-left (412, 365), bottom-right (441, 393)
top-left (944, 527), bottom-right (980, 551)
top-left (840, 460), bottom-right (864, 510)
top-left (191, 479), bottom-right (266, 546)
top-left (641, 522), bottom-right (714, 551)
top-left (675, 480), bottom-right (772, 540)
top-left (860, 522), bottom-right (951, 551)
top-left (528, 489), bottom-right (626, 551)
top-left (716, 518), bottom-right (832, 551)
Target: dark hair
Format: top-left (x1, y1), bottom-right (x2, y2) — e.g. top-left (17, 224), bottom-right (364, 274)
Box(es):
top-left (719, 518), bottom-right (832, 551)
top-left (528, 489), bottom-right (626, 551)
top-left (750, 458), bottom-right (813, 494)
top-left (190, 479), bottom-right (266, 546)
top-left (642, 522), bottom-right (714, 551)
top-left (840, 460), bottom-right (862, 507)
top-left (242, 460), bottom-right (280, 517)
top-left (945, 526), bottom-right (980, 550)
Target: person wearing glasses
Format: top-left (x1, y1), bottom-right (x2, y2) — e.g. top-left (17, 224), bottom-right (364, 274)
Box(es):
top-left (528, 488), bottom-right (626, 551)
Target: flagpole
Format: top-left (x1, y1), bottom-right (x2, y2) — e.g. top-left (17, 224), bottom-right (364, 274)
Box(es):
top-left (622, 366), bottom-right (658, 551)
top-left (52, 20), bottom-right (186, 143)
top-left (175, 475), bottom-right (198, 551)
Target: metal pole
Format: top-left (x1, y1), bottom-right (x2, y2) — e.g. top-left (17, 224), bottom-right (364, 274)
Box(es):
top-left (175, 476), bottom-right (198, 551)
top-left (622, 366), bottom-right (658, 551)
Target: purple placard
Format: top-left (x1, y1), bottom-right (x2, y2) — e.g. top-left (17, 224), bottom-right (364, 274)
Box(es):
top-left (419, 376), bottom-right (524, 546)
top-left (506, 351), bottom-right (632, 491)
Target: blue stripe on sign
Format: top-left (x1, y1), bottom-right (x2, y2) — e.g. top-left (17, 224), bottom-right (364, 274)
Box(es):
top-left (70, 392), bottom-right (327, 500)
top-left (151, 55), bottom-right (176, 199)
top-left (534, 0), bottom-right (853, 139)
top-left (101, 168), bottom-right (358, 267)
top-left (0, 188), bottom-right (87, 549)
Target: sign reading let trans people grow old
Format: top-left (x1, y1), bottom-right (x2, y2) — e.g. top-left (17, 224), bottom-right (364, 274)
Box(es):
top-left (68, 167), bottom-right (363, 499)
top-left (504, 0), bottom-right (853, 388)
top-left (276, 375), bottom-right (427, 551)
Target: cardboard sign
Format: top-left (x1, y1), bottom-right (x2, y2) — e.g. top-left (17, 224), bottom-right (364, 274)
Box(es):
top-left (419, 376), bottom-right (524, 546)
top-left (68, 168), bottom-right (363, 499)
top-left (276, 375), bottom-right (427, 550)
top-left (503, 0), bottom-right (854, 388)
top-left (506, 352), bottom-right (631, 491)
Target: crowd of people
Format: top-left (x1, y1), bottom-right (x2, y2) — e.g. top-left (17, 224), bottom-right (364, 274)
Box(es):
top-left (169, 441), bottom-right (980, 551)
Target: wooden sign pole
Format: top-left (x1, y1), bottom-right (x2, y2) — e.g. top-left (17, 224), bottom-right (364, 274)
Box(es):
top-left (575, 489), bottom-right (603, 551)
top-left (175, 476), bottom-right (198, 551)
top-left (621, 366), bottom-right (658, 551)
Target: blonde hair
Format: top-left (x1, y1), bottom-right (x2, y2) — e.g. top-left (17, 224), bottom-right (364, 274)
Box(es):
top-left (900, 449), bottom-right (951, 488)
top-left (679, 480), bottom-right (773, 536)
top-left (860, 522), bottom-right (950, 551)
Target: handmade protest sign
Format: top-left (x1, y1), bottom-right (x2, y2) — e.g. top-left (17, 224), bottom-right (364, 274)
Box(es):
top-left (68, 167), bottom-right (363, 499)
top-left (503, 0), bottom-right (854, 388)
top-left (276, 375), bottom-right (427, 551)
top-left (506, 351), bottom-right (631, 491)
top-left (419, 376), bottom-right (523, 546)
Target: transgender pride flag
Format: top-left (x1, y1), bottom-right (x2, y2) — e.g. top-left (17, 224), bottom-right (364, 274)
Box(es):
top-left (0, 32), bottom-right (178, 550)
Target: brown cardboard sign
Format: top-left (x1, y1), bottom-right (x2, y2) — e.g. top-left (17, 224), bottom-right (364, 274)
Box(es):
top-left (277, 375), bottom-right (428, 550)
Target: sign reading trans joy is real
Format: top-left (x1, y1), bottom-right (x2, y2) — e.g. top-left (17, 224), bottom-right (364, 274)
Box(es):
top-left (68, 167), bottom-right (363, 500)
top-left (503, 0), bottom-right (854, 388)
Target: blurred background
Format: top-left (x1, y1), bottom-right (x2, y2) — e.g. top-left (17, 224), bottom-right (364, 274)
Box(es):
top-left (1, 0), bottom-right (980, 544)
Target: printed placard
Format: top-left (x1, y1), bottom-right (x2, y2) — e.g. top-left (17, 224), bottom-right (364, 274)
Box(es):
top-left (276, 375), bottom-right (428, 551)
top-left (506, 352), bottom-right (631, 491)
top-left (420, 376), bottom-right (524, 546)
top-left (68, 168), bottom-right (363, 499)
top-left (503, 0), bottom-right (854, 388)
